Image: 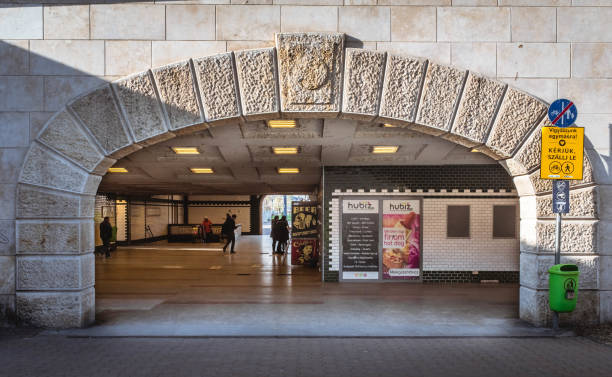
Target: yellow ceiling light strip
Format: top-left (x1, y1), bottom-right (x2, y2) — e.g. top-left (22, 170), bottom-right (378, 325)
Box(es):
top-left (372, 146), bottom-right (399, 154)
top-left (190, 168), bottom-right (214, 174)
top-left (272, 147), bottom-right (299, 154)
top-left (267, 120), bottom-right (296, 128)
top-left (277, 168), bottom-right (300, 174)
top-left (172, 147), bottom-right (200, 155)
top-left (108, 167), bottom-right (128, 173)
top-left (382, 123), bottom-right (397, 128)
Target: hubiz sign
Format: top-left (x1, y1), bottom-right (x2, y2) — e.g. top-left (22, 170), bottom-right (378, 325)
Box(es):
top-left (343, 199), bottom-right (379, 213)
top-left (383, 200), bottom-right (420, 214)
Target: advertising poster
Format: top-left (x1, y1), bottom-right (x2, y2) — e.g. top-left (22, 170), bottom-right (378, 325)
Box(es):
top-left (291, 238), bottom-right (318, 265)
top-left (291, 202), bottom-right (319, 238)
top-left (341, 199), bottom-right (379, 280)
top-left (382, 200), bottom-right (421, 280)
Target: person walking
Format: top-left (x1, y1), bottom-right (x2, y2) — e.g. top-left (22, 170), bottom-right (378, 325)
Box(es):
top-left (276, 215), bottom-right (289, 254)
top-left (270, 215), bottom-right (279, 254)
top-left (222, 213), bottom-right (237, 254)
top-left (201, 217), bottom-right (212, 243)
top-left (99, 216), bottom-right (113, 258)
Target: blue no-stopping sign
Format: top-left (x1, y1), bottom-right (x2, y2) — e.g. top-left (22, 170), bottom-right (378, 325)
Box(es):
top-left (548, 99), bottom-right (577, 127)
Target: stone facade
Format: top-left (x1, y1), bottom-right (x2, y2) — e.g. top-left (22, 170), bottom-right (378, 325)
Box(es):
top-left (0, 2), bottom-right (611, 328)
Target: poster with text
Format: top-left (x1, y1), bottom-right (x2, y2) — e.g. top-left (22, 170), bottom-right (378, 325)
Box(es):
top-left (291, 202), bottom-right (319, 238)
top-left (291, 238), bottom-right (318, 266)
top-left (382, 200), bottom-right (421, 280)
top-left (341, 199), bottom-right (379, 280)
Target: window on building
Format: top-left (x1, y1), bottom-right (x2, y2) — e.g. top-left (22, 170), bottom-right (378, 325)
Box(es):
top-left (447, 205), bottom-right (470, 238)
top-left (493, 205), bottom-right (516, 238)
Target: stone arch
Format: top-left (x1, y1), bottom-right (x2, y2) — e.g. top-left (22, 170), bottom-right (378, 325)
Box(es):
top-left (14, 33), bottom-right (603, 328)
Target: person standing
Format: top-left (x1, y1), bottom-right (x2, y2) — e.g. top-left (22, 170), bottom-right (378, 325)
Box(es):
top-left (270, 215), bottom-right (279, 254)
top-left (99, 217), bottom-right (113, 258)
top-left (222, 214), bottom-right (237, 254)
top-left (201, 217), bottom-right (212, 243)
top-left (276, 215), bottom-right (289, 254)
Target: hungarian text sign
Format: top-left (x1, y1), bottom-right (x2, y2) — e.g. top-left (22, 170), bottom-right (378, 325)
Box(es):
top-left (540, 127), bottom-right (584, 180)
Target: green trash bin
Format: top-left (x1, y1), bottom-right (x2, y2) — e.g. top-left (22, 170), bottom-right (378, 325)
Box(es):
top-left (548, 264), bottom-right (579, 313)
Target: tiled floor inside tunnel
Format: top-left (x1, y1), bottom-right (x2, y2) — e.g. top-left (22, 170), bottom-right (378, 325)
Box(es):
top-left (52, 236), bottom-right (551, 337)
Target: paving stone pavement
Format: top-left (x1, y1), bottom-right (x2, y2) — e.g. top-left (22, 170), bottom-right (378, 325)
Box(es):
top-left (1, 335), bottom-right (612, 377)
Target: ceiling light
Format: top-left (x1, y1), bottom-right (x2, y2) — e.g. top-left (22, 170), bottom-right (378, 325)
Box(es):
top-left (272, 147), bottom-right (299, 154)
top-left (471, 148), bottom-right (480, 153)
top-left (372, 146), bottom-right (399, 154)
top-left (277, 168), bottom-right (300, 174)
top-left (172, 147), bottom-right (200, 155)
top-left (108, 167), bottom-right (128, 173)
top-left (382, 123), bottom-right (397, 128)
top-left (190, 168), bottom-right (214, 174)
top-left (267, 120), bottom-right (296, 128)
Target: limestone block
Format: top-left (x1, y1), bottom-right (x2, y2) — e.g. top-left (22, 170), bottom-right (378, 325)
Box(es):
top-left (511, 7), bottom-right (556, 43)
top-left (235, 48), bottom-right (279, 120)
top-left (30, 40), bottom-right (105, 76)
top-left (529, 156), bottom-right (595, 193)
top-left (450, 42), bottom-right (496, 78)
top-left (391, 6), bottom-right (435, 42)
top-left (558, 79), bottom-right (612, 114)
top-left (499, 1), bottom-right (568, 5)
top-left (520, 253), bottom-right (599, 290)
top-left (600, 185), bottom-right (612, 221)
top-left (280, 6), bottom-right (338, 33)
top-left (600, 256), bottom-right (612, 290)
top-left (0, 112), bottom-right (29, 148)
top-left (91, 157), bottom-right (117, 177)
top-left (437, 7), bottom-right (511, 42)
top-left (17, 185), bottom-right (80, 219)
top-left (519, 195), bottom-right (537, 220)
top-left (558, 7), bottom-right (612, 42)
top-left (16, 287), bottom-right (95, 328)
top-left (378, 54), bottom-right (426, 126)
top-left (513, 175), bottom-right (535, 197)
top-left (0, 220), bottom-right (15, 256)
top-left (151, 41), bottom-right (226, 67)
top-left (599, 221), bottom-right (612, 257)
top-left (0, 147), bottom-right (26, 184)
top-left (228, 41), bottom-right (275, 52)
top-left (536, 187), bottom-right (598, 219)
top-left (152, 61), bottom-right (204, 131)
top-left (216, 5), bottom-right (280, 41)
top-left (276, 33), bottom-right (344, 117)
top-left (19, 144), bottom-right (89, 194)
top-left (166, 5), bottom-right (215, 41)
top-left (194, 53), bottom-right (242, 124)
top-left (560, 290), bottom-right (600, 326)
top-left (0, 256), bottom-right (15, 294)
top-left (450, 73), bottom-right (506, 146)
top-left (83, 176), bottom-right (102, 196)
top-left (485, 87), bottom-right (547, 159)
top-left (519, 286), bottom-right (549, 327)
top-left (44, 77), bottom-right (106, 112)
top-left (572, 44), bottom-right (612, 78)
top-left (80, 196), bottom-right (95, 218)
top-left (0, 5), bottom-right (42, 39)
top-left (0, 76), bottom-right (44, 112)
top-left (600, 291), bottom-right (612, 323)
top-left (0, 184), bottom-right (16, 220)
top-left (17, 254), bottom-right (94, 290)
top-left (415, 62), bottom-right (467, 135)
top-left (44, 5), bottom-right (89, 40)
top-left (0, 40), bottom-right (29, 75)
top-left (536, 220), bottom-right (597, 254)
top-left (113, 72), bottom-right (168, 143)
top-left (16, 220), bottom-right (92, 254)
top-left (377, 42), bottom-right (450, 65)
top-left (338, 6), bottom-right (390, 42)
top-left (90, 4), bottom-right (165, 40)
top-left (341, 49), bottom-right (386, 121)
top-left (497, 43), bottom-right (570, 79)
top-left (37, 110), bottom-right (105, 172)
top-left (105, 41), bottom-right (151, 77)
top-left (520, 219), bottom-right (537, 253)
top-left (69, 85), bottom-right (132, 156)
top-left (0, 294), bottom-right (15, 324)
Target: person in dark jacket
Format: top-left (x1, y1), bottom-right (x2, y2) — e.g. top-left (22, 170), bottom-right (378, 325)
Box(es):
top-left (99, 217), bottom-right (113, 258)
top-left (275, 215), bottom-right (289, 254)
top-left (222, 214), bottom-right (237, 254)
top-left (270, 215), bottom-right (279, 254)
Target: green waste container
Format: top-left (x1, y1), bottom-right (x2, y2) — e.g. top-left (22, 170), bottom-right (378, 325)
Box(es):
top-left (548, 264), bottom-right (579, 313)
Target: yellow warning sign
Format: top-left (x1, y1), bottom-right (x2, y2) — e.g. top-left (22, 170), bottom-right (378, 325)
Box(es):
top-left (540, 127), bottom-right (584, 180)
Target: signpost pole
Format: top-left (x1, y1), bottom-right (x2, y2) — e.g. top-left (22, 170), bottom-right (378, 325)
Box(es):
top-left (553, 211), bottom-right (562, 331)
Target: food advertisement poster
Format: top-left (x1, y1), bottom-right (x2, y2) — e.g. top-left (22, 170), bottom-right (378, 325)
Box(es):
top-left (291, 238), bottom-right (318, 265)
top-left (291, 202), bottom-right (319, 238)
top-left (341, 199), bottom-right (379, 280)
top-left (382, 200), bottom-right (421, 280)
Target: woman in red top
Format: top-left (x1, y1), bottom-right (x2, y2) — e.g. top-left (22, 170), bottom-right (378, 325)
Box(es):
top-left (201, 217), bottom-right (212, 243)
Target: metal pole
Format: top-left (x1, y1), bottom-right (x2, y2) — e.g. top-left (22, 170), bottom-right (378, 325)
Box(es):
top-left (552, 212), bottom-right (562, 331)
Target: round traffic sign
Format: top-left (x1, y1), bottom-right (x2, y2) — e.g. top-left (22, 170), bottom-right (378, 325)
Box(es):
top-left (548, 98), bottom-right (577, 127)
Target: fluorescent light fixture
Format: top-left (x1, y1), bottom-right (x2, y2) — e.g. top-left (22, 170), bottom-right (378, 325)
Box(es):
top-left (190, 168), bottom-right (214, 174)
top-left (267, 120), bottom-right (296, 128)
top-left (272, 147), bottom-right (299, 155)
top-left (471, 148), bottom-right (480, 153)
top-left (382, 123), bottom-right (397, 128)
top-left (372, 146), bottom-right (399, 154)
top-left (277, 168), bottom-right (300, 174)
top-left (172, 147), bottom-right (200, 155)
top-left (108, 167), bottom-right (128, 173)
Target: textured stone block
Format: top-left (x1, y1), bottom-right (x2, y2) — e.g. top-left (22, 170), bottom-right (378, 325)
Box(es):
top-left (235, 48), bottom-right (279, 120)
top-left (280, 6), bottom-right (338, 33)
top-left (438, 7), bottom-right (510, 42)
top-left (0, 40), bottom-right (29, 75)
top-left (558, 7), bottom-right (612, 42)
top-left (16, 287), bottom-right (94, 328)
top-left (113, 72), bottom-right (168, 143)
top-left (0, 256), bottom-right (15, 294)
top-left (511, 7), bottom-right (556, 43)
top-left (341, 49), bottom-right (386, 121)
top-left (0, 112), bottom-right (29, 148)
top-left (151, 41), bottom-right (226, 67)
top-left (520, 286), bottom-right (599, 327)
top-left (276, 32), bottom-right (344, 116)
top-left (17, 254), bottom-right (94, 290)
top-left (520, 253), bottom-right (599, 290)
top-left (0, 5), bottom-right (42, 39)
top-left (44, 77), bottom-right (106, 113)
top-left (391, 6), bottom-right (435, 42)
top-left (16, 220), bottom-right (92, 254)
top-left (485, 87), bottom-right (547, 159)
top-left (0, 76), bottom-right (44, 112)
top-left (193, 53), bottom-right (241, 124)
top-left (0, 220), bottom-right (15, 256)
top-left (0, 184), bottom-right (16, 220)
top-left (0, 294), bottom-right (15, 324)
top-left (69, 85), bottom-right (132, 155)
top-left (536, 220), bottom-right (597, 254)
top-left (378, 54), bottom-right (426, 126)
top-left (38, 110), bottom-right (105, 172)
top-left (497, 43), bottom-right (570, 79)
top-left (91, 4), bottom-right (165, 40)
top-left (536, 187), bottom-right (598, 219)
top-left (152, 61), bottom-right (204, 131)
top-left (44, 5), bottom-right (89, 40)
top-left (30, 40), bottom-right (105, 76)
top-left (450, 73), bottom-right (506, 147)
top-left (377, 42), bottom-right (450, 65)
top-left (503, 119), bottom-right (546, 177)
top-left (338, 6), bottom-right (390, 42)
top-left (17, 185), bottom-right (80, 219)
top-left (166, 5), bottom-right (215, 41)
top-left (216, 5), bottom-right (280, 41)
top-left (415, 62), bottom-right (466, 135)
top-left (19, 144), bottom-right (89, 194)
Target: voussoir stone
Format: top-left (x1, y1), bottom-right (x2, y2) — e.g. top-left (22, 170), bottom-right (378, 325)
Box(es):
top-left (69, 85), bottom-right (132, 156)
top-left (16, 287), bottom-right (94, 328)
top-left (17, 185), bottom-right (80, 219)
top-left (341, 49), bottom-right (386, 121)
top-left (504, 118), bottom-right (549, 176)
top-left (536, 186), bottom-right (598, 219)
top-left (234, 48), bottom-right (279, 120)
top-left (152, 61), bottom-right (203, 131)
top-left (193, 53), bottom-right (241, 124)
top-left (17, 254), bottom-right (94, 290)
top-left (415, 62), bottom-right (467, 135)
top-left (378, 54), bottom-right (426, 126)
top-left (276, 33), bottom-right (345, 116)
top-left (485, 87), bottom-right (547, 159)
top-left (113, 72), bottom-right (168, 143)
top-left (37, 110), bottom-right (105, 172)
top-left (536, 220), bottom-right (597, 254)
top-left (449, 73), bottom-right (506, 147)
top-left (19, 143), bottom-right (89, 194)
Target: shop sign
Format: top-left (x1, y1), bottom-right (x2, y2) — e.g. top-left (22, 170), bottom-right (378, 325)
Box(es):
top-left (291, 201), bottom-right (319, 238)
top-left (382, 200), bottom-right (421, 280)
top-left (540, 126), bottom-right (584, 180)
top-left (341, 199), bottom-right (379, 280)
top-left (291, 238), bottom-right (318, 266)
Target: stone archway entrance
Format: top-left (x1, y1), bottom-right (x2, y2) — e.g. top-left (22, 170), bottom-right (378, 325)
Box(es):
top-left (13, 32), bottom-right (603, 328)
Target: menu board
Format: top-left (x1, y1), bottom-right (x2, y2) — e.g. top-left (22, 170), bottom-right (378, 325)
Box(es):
top-left (382, 200), bottom-right (421, 280)
top-left (341, 199), bottom-right (379, 280)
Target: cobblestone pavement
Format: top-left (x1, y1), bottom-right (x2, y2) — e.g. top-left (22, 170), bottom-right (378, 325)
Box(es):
top-left (1, 334), bottom-right (611, 377)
